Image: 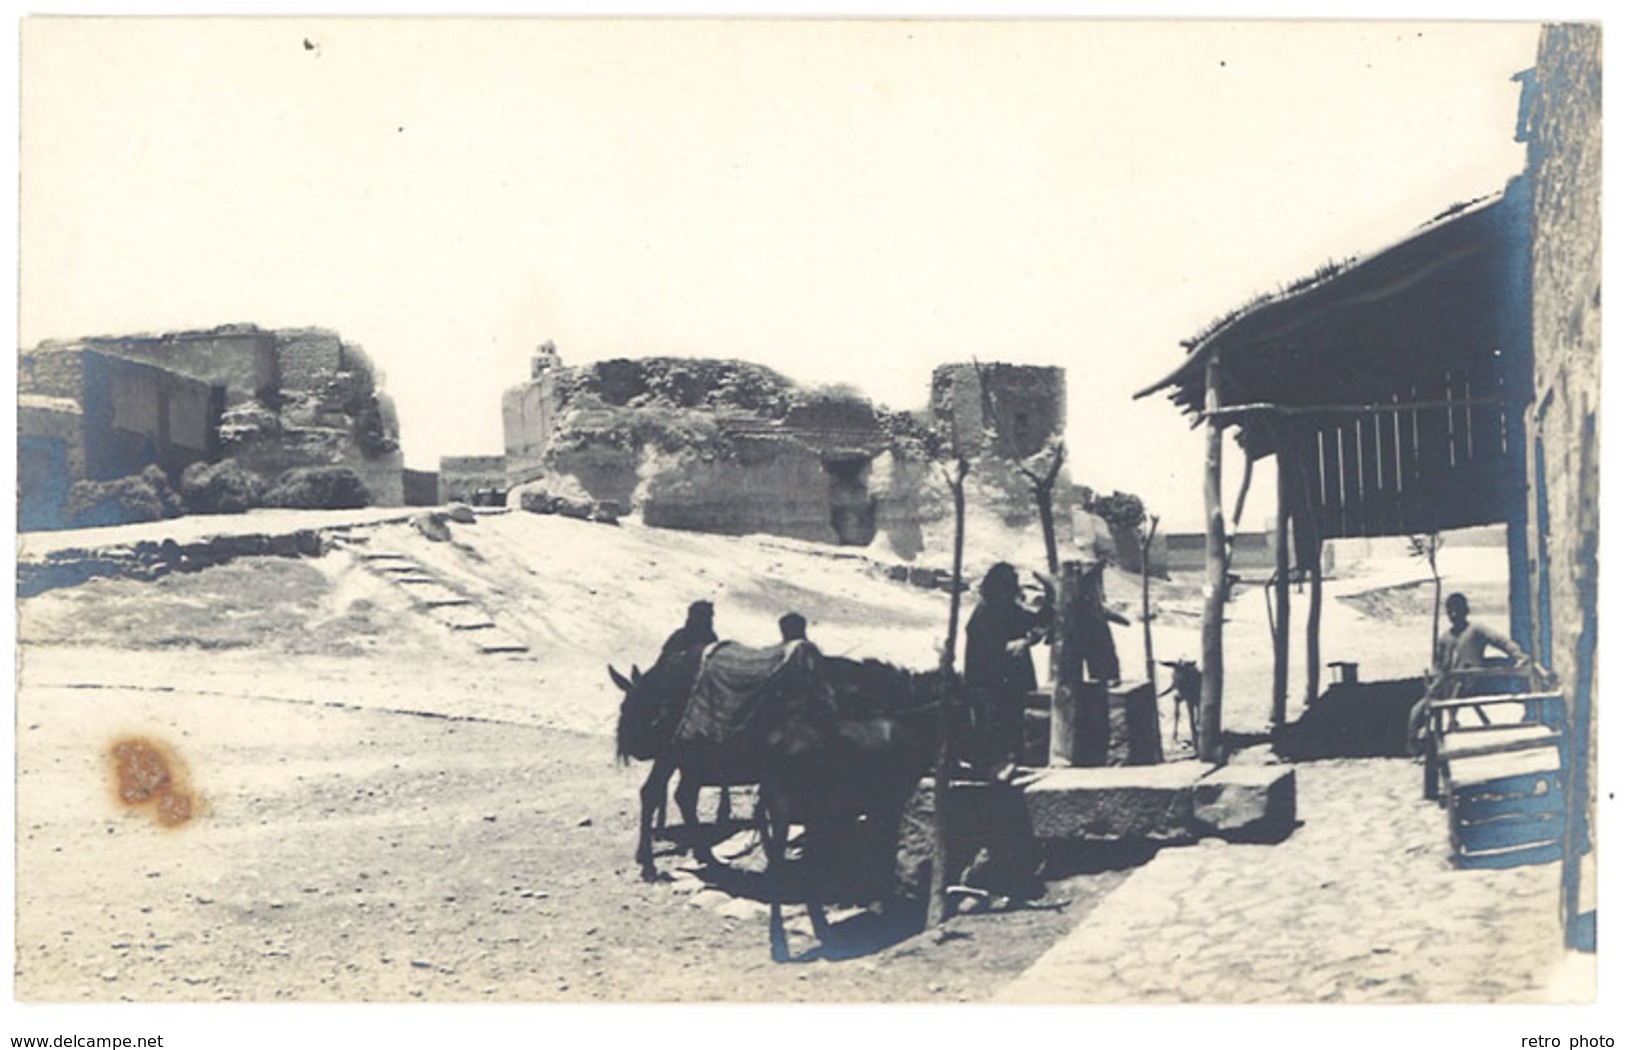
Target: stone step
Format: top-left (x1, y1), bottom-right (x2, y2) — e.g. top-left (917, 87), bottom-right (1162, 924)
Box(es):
top-left (395, 580), bottom-right (471, 607)
top-left (433, 605), bottom-right (498, 630)
top-left (471, 629), bottom-right (530, 654)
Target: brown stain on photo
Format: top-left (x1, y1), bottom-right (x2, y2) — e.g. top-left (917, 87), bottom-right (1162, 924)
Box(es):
top-left (110, 736), bottom-right (197, 828)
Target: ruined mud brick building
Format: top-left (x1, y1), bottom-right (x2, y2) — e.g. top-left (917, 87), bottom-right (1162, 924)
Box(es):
top-left (18, 324), bottom-right (403, 529)
top-left (500, 346), bottom-right (1067, 549)
top-left (930, 361), bottom-right (1066, 460)
top-left (437, 454), bottom-right (508, 505)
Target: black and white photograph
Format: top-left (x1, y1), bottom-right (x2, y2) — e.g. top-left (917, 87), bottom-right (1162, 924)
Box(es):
top-left (6, 9), bottom-right (1610, 1047)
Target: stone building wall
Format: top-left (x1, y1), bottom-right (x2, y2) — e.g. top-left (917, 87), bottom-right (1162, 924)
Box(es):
top-left (18, 345), bottom-right (88, 399)
top-left (931, 362), bottom-right (1066, 459)
top-left (640, 437), bottom-right (848, 544)
top-left (17, 399), bottom-right (84, 531)
top-left (1521, 22), bottom-right (1600, 936)
top-left (275, 328), bottom-right (345, 391)
top-left (502, 377), bottom-right (556, 489)
top-left (81, 327), bottom-right (279, 406)
top-left (72, 350), bottom-right (219, 481)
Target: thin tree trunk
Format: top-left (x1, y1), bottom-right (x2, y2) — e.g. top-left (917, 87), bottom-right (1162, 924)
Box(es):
top-left (926, 456), bottom-right (969, 930)
top-left (1022, 442), bottom-right (1066, 577)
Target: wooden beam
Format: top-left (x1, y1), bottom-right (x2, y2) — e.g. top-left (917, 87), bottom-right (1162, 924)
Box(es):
top-left (1201, 395), bottom-right (1506, 422)
top-left (1200, 353), bottom-right (1226, 763)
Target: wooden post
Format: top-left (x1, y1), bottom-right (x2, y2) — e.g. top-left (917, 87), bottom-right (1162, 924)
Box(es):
top-left (1140, 515), bottom-right (1160, 697)
top-left (1048, 561), bottom-right (1084, 766)
top-left (1200, 353), bottom-right (1226, 763)
top-left (1272, 451), bottom-right (1292, 729)
top-left (1305, 536), bottom-right (1323, 707)
top-left (926, 456), bottom-right (969, 930)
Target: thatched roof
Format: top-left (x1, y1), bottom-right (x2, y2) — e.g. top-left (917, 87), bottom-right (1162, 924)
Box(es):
top-left (1135, 177), bottom-right (1532, 462)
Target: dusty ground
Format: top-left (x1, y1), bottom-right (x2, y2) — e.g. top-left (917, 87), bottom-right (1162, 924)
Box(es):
top-left (14, 512), bottom-right (1132, 1003)
top-left (13, 509), bottom-right (1568, 1007)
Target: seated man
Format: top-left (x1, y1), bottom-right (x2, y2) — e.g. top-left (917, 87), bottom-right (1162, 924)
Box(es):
top-left (661, 600), bottom-right (718, 660)
top-left (1408, 592), bottom-right (1528, 750)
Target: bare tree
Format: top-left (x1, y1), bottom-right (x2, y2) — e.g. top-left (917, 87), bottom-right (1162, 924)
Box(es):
top-left (926, 455), bottom-right (970, 930)
top-left (1410, 532), bottom-right (1445, 657)
top-left (1019, 440), bottom-right (1066, 576)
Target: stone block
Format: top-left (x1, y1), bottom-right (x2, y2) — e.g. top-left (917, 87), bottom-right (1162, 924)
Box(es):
top-left (1106, 680), bottom-right (1164, 766)
top-left (1022, 764), bottom-right (1205, 842)
top-left (1021, 706), bottom-right (1051, 768)
top-left (412, 512), bottom-right (452, 543)
top-left (1191, 766), bottom-right (1297, 842)
top-left (556, 498), bottom-right (594, 521)
top-left (895, 779), bottom-right (1041, 901)
top-left (907, 566), bottom-right (937, 588)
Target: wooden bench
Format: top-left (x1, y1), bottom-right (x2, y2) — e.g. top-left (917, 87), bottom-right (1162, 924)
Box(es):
top-left (1425, 689), bottom-right (1568, 869)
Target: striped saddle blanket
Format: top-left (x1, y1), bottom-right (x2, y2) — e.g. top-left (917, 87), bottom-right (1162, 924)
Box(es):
top-left (673, 639), bottom-right (827, 746)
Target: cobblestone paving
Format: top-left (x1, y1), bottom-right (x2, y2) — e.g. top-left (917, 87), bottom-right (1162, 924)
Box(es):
top-left (997, 757), bottom-right (1582, 1003)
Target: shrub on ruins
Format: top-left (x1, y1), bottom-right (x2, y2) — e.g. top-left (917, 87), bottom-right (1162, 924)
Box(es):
top-left (1080, 487), bottom-right (1146, 533)
top-left (180, 460), bottom-right (266, 515)
top-left (66, 465), bottom-right (185, 528)
top-left (264, 466), bottom-right (372, 510)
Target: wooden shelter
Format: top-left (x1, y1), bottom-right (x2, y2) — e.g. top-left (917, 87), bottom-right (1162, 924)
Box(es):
top-left (1136, 177), bottom-right (1535, 748)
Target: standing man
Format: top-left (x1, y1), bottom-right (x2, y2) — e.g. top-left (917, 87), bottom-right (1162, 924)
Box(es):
top-left (964, 563), bottom-right (1049, 781)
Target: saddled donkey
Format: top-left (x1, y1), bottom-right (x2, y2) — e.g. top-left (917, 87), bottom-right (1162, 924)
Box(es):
top-left (612, 639), bottom-right (831, 882)
top-left (758, 657), bottom-right (943, 961)
top-left (614, 645), bottom-right (947, 959)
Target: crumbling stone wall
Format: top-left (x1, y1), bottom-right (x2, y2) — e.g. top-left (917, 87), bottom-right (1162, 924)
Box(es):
top-left (19, 323), bottom-right (406, 520)
top-left (501, 350), bottom-right (1070, 553)
top-left (18, 345), bottom-right (87, 399)
top-left (641, 436), bottom-right (846, 543)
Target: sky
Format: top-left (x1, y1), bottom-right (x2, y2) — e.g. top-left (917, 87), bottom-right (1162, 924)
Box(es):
top-left (18, 17), bottom-right (1542, 530)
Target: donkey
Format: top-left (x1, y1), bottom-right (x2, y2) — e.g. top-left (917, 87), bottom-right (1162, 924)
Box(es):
top-left (755, 657), bottom-right (943, 961)
top-left (608, 658), bottom-right (737, 853)
top-left (1158, 658), bottom-right (1202, 751)
top-left (614, 645), bottom-right (944, 960)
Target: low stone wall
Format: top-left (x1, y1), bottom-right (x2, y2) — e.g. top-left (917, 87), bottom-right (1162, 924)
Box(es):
top-left (15, 519), bottom-right (410, 598)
